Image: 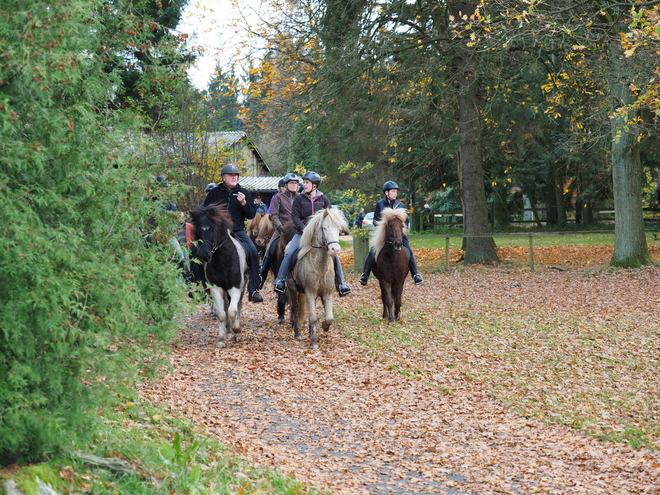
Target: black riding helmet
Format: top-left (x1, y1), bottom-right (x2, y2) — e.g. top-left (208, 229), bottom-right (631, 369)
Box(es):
top-left (278, 178), bottom-right (287, 188)
top-left (382, 180), bottom-right (399, 193)
top-left (302, 171), bottom-right (322, 186)
top-left (205, 182), bottom-right (217, 192)
top-left (221, 163), bottom-right (240, 175)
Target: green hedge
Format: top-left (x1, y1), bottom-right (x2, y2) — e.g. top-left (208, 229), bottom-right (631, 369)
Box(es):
top-left (0, 0), bottom-right (186, 464)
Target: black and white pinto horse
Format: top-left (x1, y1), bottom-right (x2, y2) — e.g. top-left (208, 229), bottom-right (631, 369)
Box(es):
top-left (189, 204), bottom-right (248, 346)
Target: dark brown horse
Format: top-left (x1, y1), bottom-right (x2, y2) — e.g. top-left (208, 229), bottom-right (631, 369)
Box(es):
top-left (269, 223), bottom-right (295, 323)
top-left (371, 208), bottom-right (409, 323)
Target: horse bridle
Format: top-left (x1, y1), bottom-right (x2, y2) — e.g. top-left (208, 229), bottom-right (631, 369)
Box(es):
top-left (311, 219), bottom-right (340, 250)
top-left (200, 224), bottom-right (228, 256)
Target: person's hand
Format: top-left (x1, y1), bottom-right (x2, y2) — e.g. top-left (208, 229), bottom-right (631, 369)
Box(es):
top-left (236, 192), bottom-right (246, 205)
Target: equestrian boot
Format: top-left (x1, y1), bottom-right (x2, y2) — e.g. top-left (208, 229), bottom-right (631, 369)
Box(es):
top-left (407, 248), bottom-right (423, 285)
top-left (258, 254), bottom-right (271, 290)
top-left (359, 249), bottom-right (374, 286)
top-left (333, 256), bottom-right (352, 297)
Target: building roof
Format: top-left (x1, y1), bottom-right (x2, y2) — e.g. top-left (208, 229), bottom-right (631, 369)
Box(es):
top-left (206, 131), bottom-right (270, 174)
top-left (239, 176), bottom-right (283, 192)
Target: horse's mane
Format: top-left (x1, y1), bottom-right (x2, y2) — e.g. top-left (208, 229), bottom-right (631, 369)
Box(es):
top-left (370, 208), bottom-right (408, 257)
top-left (258, 213), bottom-right (273, 231)
top-left (298, 208), bottom-right (348, 259)
top-left (189, 204), bottom-right (233, 243)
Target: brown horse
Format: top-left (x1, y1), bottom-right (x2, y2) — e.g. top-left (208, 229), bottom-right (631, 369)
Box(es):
top-left (270, 223), bottom-right (295, 323)
top-left (287, 208), bottom-right (348, 348)
top-left (371, 208), bottom-right (409, 323)
top-left (247, 212), bottom-right (264, 254)
top-left (254, 213), bottom-right (275, 258)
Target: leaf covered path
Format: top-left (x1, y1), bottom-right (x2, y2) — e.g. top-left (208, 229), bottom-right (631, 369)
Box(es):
top-left (142, 247), bottom-right (660, 494)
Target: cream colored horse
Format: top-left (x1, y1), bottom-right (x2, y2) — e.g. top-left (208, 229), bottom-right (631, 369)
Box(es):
top-left (286, 208), bottom-right (348, 349)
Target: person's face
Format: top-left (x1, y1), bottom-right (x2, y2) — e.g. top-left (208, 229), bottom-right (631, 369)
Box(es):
top-left (223, 173), bottom-right (239, 188)
top-left (386, 188), bottom-right (398, 200)
top-left (286, 180), bottom-right (299, 193)
top-left (302, 179), bottom-right (314, 193)
top-left (255, 197), bottom-right (262, 203)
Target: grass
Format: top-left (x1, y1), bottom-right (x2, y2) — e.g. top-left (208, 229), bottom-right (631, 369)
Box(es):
top-left (0, 394), bottom-right (326, 495)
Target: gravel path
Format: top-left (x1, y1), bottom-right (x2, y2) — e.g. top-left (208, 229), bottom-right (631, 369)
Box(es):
top-left (142, 272), bottom-right (660, 495)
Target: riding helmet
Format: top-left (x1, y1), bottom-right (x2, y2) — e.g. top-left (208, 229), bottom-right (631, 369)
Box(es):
top-left (283, 172), bottom-right (300, 183)
top-left (302, 171), bottom-right (322, 186)
top-left (278, 178), bottom-right (287, 188)
top-left (205, 182), bottom-right (217, 192)
top-left (382, 180), bottom-right (399, 192)
top-left (221, 163), bottom-right (240, 175)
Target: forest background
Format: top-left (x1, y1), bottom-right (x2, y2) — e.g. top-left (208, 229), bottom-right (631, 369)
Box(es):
top-left (2, 0), bottom-right (660, 476)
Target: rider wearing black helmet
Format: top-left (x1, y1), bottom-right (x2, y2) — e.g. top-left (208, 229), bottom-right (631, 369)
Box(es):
top-left (205, 182), bottom-right (217, 192)
top-left (202, 163), bottom-right (263, 303)
top-left (359, 180), bottom-right (423, 286)
top-left (272, 171), bottom-right (352, 297)
top-left (259, 173), bottom-right (300, 287)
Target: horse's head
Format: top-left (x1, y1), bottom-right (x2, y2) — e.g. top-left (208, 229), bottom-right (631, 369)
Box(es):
top-left (372, 208), bottom-right (408, 255)
top-left (189, 205), bottom-right (232, 262)
top-left (249, 212), bottom-right (264, 239)
top-left (255, 214), bottom-right (274, 247)
top-left (386, 216), bottom-right (405, 250)
top-left (308, 209), bottom-right (347, 257)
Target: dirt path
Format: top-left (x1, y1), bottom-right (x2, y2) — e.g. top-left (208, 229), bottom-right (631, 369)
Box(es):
top-left (142, 269), bottom-right (660, 494)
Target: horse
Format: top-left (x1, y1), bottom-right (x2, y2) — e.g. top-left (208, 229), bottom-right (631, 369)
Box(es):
top-left (370, 207), bottom-right (410, 323)
top-left (286, 208), bottom-right (348, 349)
top-left (247, 212), bottom-right (265, 254)
top-left (269, 223), bottom-right (296, 324)
top-left (254, 213), bottom-right (275, 259)
top-left (189, 204), bottom-right (248, 346)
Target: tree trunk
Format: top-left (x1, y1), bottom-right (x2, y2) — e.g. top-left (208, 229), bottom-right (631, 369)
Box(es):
top-left (608, 40), bottom-right (651, 267)
top-left (455, 58), bottom-right (499, 263)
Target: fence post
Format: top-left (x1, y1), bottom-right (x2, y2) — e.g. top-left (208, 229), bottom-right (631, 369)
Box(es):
top-left (529, 234), bottom-right (535, 272)
top-left (353, 228), bottom-right (370, 270)
top-left (445, 236), bottom-right (450, 269)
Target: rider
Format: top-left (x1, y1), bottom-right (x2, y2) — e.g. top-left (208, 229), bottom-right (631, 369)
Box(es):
top-left (253, 193), bottom-right (268, 214)
top-left (267, 178), bottom-right (287, 214)
top-left (272, 171), bottom-right (352, 297)
top-left (202, 163), bottom-right (263, 303)
top-left (259, 173), bottom-right (299, 288)
top-left (359, 180), bottom-right (424, 286)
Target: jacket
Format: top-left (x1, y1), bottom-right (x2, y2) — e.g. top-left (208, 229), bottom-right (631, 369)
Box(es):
top-left (291, 191), bottom-right (331, 234)
top-left (202, 183), bottom-right (256, 232)
top-left (373, 197), bottom-right (405, 225)
top-left (270, 188), bottom-right (297, 230)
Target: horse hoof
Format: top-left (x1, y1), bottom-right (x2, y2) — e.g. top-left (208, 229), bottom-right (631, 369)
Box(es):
top-left (310, 343), bottom-right (319, 350)
top-left (216, 340), bottom-right (227, 348)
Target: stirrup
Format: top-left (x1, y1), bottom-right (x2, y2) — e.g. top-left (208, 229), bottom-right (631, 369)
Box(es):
top-left (274, 279), bottom-right (286, 293)
top-left (413, 273), bottom-right (423, 285)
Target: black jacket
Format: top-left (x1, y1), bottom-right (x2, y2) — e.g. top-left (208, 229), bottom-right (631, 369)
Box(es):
top-left (374, 197), bottom-right (405, 225)
top-left (291, 191), bottom-right (331, 234)
top-left (202, 183), bottom-right (256, 232)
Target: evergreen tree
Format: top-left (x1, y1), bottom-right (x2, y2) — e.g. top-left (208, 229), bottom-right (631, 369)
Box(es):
top-left (0, 0), bottom-right (188, 464)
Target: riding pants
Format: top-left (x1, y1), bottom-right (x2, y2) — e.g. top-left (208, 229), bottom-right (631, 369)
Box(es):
top-left (232, 229), bottom-right (261, 294)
